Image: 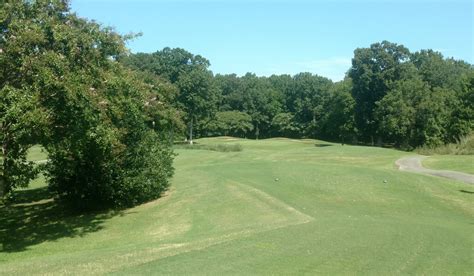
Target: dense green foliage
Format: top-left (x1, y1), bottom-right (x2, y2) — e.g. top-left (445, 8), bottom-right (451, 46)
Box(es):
top-left (124, 42), bottom-right (472, 149)
top-left (354, 44), bottom-right (473, 148)
top-left (205, 111), bottom-right (253, 137)
top-left (0, 0), bottom-right (174, 209)
top-left (121, 47), bottom-right (218, 144)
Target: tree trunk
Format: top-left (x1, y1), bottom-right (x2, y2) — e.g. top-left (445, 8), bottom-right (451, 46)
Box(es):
top-left (377, 136), bottom-right (383, 147)
top-left (169, 126), bottom-right (174, 146)
top-left (0, 140), bottom-right (8, 198)
top-left (313, 113), bottom-right (317, 139)
top-left (189, 119), bottom-right (194, 145)
top-left (255, 123), bottom-right (259, 140)
top-left (0, 176), bottom-right (5, 199)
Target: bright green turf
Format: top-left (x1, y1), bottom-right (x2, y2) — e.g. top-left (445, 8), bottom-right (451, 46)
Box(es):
top-left (0, 138), bottom-right (473, 275)
top-left (0, 145), bottom-right (47, 163)
top-left (26, 145), bottom-right (48, 162)
top-left (423, 155), bottom-right (474, 175)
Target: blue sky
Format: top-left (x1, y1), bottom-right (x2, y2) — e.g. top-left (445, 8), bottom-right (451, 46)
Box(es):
top-left (70, 0), bottom-right (473, 81)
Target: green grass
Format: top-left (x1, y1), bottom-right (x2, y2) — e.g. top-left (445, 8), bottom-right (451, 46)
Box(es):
top-left (26, 145), bottom-right (48, 162)
top-left (423, 155), bottom-right (474, 175)
top-left (0, 145), bottom-right (47, 164)
top-left (1, 137), bottom-right (473, 274)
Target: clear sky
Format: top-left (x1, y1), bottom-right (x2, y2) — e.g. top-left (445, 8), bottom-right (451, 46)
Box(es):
top-left (70, 0), bottom-right (473, 81)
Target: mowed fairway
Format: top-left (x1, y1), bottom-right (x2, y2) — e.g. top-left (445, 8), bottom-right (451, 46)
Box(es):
top-left (1, 138), bottom-right (473, 274)
top-left (423, 155), bottom-right (474, 175)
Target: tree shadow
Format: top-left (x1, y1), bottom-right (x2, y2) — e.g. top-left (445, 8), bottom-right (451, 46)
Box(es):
top-left (459, 189), bottom-right (474, 194)
top-left (0, 187), bottom-right (121, 252)
top-left (314, 143), bottom-right (333, 147)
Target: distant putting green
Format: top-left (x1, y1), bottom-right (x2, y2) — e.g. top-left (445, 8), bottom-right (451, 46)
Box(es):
top-left (1, 138), bottom-right (473, 274)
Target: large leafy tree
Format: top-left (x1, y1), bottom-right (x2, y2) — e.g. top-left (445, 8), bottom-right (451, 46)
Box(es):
top-left (318, 79), bottom-right (356, 143)
top-left (271, 112), bottom-right (299, 138)
top-left (136, 70), bottom-right (185, 143)
top-left (239, 73), bottom-right (283, 139)
top-left (206, 111), bottom-right (253, 137)
top-left (1, 0), bottom-right (174, 209)
top-left (122, 48), bottom-right (218, 144)
top-left (411, 50), bottom-right (471, 91)
top-left (375, 78), bottom-right (425, 147)
top-left (411, 50), bottom-right (473, 142)
top-left (290, 73), bottom-right (332, 138)
top-left (448, 71), bottom-right (474, 140)
top-left (214, 73), bottom-right (244, 111)
top-left (349, 41), bottom-right (411, 144)
top-left (176, 67), bottom-right (218, 144)
top-left (375, 77), bottom-right (459, 148)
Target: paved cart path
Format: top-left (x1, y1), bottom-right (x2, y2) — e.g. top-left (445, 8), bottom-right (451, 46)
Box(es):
top-left (396, 156), bottom-right (474, 185)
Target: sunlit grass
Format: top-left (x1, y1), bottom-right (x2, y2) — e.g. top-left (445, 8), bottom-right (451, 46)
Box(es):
top-left (423, 155), bottom-right (474, 174)
top-left (0, 138), bottom-right (472, 275)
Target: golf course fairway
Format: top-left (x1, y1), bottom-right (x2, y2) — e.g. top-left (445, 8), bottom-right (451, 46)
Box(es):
top-left (1, 138), bottom-right (473, 274)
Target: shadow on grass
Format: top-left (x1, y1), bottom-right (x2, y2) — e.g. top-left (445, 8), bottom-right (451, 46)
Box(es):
top-left (459, 189), bottom-right (474, 194)
top-left (0, 187), bottom-right (121, 253)
top-left (314, 143), bottom-right (333, 147)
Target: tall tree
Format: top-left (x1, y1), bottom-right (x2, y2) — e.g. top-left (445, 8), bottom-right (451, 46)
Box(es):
top-left (122, 48), bottom-right (218, 144)
top-left (448, 71), bottom-right (474, 140)
top-left (206, 111), bottom-right (253, 137)
top-left (240, 73), bottom-right (283, 139)
top-left (177, 68), bottom-right (217, 144)
top-left (214, 74), bottom-right (243, 111)
top-left (411, 50), bottom-right (471, 91)
top-left (375, 77), bottom-right (457, 148)
top-left (271, 112), bottom-right (299, 138)
top-left (318, 79), bottom-right (356, 143)
top-left (349, 41), bottom-right (411, 144)
top-left (291, 73), bottom-right (332, 138)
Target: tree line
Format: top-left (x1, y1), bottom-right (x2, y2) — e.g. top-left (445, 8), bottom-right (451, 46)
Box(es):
top-left (122, 42), bottom-right (473, 148)
top-left (1, 1), bottom-right (472, 210)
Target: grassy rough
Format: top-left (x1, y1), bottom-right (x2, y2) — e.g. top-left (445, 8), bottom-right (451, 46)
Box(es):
top-left (423, 155), bottom-right (474, 174)
top-left (174, 142), bottom-right (243, 152)
top-left (417, 133), bottom-right (474, 155)
top-left (0, 137), bottom-right (472, 275)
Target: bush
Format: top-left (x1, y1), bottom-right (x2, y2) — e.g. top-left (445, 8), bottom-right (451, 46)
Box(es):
top-left (0, 1), bottom-right (177, 210)
top-left (46, 124), bottom-right (174, 210)
top-left (44, 66), bottom-right (175, 210)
